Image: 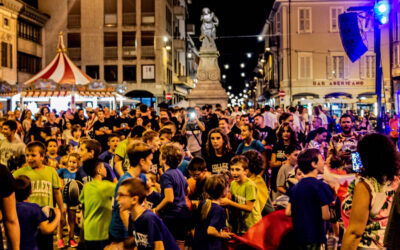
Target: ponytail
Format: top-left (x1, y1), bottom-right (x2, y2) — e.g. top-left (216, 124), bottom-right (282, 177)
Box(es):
top-left (200, 199), bottom-right (212, 221)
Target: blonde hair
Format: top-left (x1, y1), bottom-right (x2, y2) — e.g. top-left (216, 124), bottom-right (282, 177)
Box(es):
top-left (200, 174), bottom-right (229, 221)
top-left (159, 142), bottom-right (183, 169)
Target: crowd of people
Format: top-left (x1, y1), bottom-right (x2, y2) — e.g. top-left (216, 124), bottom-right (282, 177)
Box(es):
top-left (1, 103), bottom-right (400, 250)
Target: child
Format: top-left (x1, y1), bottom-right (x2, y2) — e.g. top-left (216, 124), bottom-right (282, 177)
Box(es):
top-left (76, 139), bottom-right (117, 184)
top-left (46, 139), bottom-right (61, 169)
top-left (69, 124), bottom-right (82, 150)
top-left (159, 127), bottom-right (173, 144)
top-left (187, 157), bottom-right (211, 203)
top-left (154, 143), bottom-right (191, 248)
top-left (285, 148), bottom-right (334, 249)
top-left (194, 175), bottom-right (233, 250)
top-left (276, 144), bottom-right (301, 195)
top-left (13, 141), bottom-right (66, 249)
top-left (117, 178), bottom-right (179, 250)
top-left (145, 172), bottom-right (161, 209)
top-left (56, 152), bottom-right (80, 248)
top-left (109, 142), bottom-right (152, 244)
top-left (62, 121), bottom-right (73, 144)
top-left (79, 159), bottom-right (116, 249)
top-left (221, 155), bottom-right (262, 234)
top-left (99, 133), bottom-right (121, 178)
top-left (14, 175), bottom-right (61, 250)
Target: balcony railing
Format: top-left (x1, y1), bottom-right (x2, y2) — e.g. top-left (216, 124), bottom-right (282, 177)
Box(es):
top-left (141, 12), bottom-right (155, 24)
top-left (141, 46), bottom-right (155, 58)
top-left (123, 13), bottom-right (136, 26)
top-left (104, 47), bottom-right (118, 59)
top-left (173, 5), bottom-right (185, 16)
top-left (123, 46), bottom-right (136, 59)
top-left (68, 48), bottom-right (81, 60)
top-left (173, 39), bottom-right (185, 51)
top-left (68, 14), bottom-right (81, 28)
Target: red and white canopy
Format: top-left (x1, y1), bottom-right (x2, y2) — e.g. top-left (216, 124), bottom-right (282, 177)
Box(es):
top-left (23, 32), bottom-right (93, 86)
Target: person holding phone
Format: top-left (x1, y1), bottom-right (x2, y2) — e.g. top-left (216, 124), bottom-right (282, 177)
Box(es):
top-left (342, 134), bottom-right (399, 250)
top-left (182, 108), bottom-right (205, 158)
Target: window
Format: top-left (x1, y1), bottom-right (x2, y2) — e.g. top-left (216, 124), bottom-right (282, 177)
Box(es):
top-left (123, 32), bottom-right (135, 46)
top-left (4, 18), bottom-right (8, 27)
top-left (166, 7), bottom-right (172, 35)
top-left (298, 8), bottom-right (311, 33)
top-left (104, 32), bottom-right (118, 59)
top-left (1, 42), bottom-right (12, 68)
top-left (167, 68), bottom-right (172, 84)
top-left (86, 65), bottom-right (99, 79)
top-left (18, 52), bottom-right (40, 74)
top-left (365, 55), bottom-right (375, 78)
top-left (123, 0), bottom-right (136, 26)
top-left (142, 65), bottom-right (155, 81)
top-left (394, 44), bottom-right (399, 67)
top-left (276, 11), bottom-right (281, 34)
top-left (123, 65), bottom-right (137, 81)
top-left (67, 33), bottom-right (81, 48)
top-left (141, 31), bottom-right (154, 46)
top-left (68, 0), bottom-right (81, 28)
top-left (332, 55), bottom-right (345, 79)
top-left (330, 7), bottom-right (343, 32)
top-left (104, 65), bottom-right (118, 82)
top-left (298, 52), bottom-right (312, 79)
top-left (104, 0), bottom-right (117, 27)
top-left (18, 20), bottom-right (41, 44)
top-left (142, 0), bottom-right (154, 12)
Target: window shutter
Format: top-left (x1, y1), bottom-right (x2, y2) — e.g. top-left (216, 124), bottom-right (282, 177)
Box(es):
top-left (359, 56), bottom-right (365, 79)
top-left (344, 56), bottom-right (350, 79)
top-left (306, 56), bottom-right (311, 78)
top-left (326, 55), bottom-right (332, 79)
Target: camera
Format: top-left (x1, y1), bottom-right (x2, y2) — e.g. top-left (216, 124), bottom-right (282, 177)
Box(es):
top-left (189, 112), bottom-right (196, 119)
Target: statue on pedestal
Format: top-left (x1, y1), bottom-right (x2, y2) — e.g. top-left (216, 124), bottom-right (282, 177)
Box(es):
top-left (200, 8), bottom-right (219, 50)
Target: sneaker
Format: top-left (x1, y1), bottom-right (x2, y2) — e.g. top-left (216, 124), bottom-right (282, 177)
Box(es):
top-left (69, 239), bottom-right (78, 248)
top-left (56, 239), bottom-right (65, 248)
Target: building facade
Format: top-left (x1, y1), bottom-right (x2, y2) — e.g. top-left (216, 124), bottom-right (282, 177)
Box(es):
top-left (38, 0), bottom-right (195, 109)
top-left (263, 0), bottom-right (391, 116)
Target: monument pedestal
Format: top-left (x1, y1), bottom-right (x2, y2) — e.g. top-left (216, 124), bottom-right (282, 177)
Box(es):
top-left (187, 49), bottom-right (228, 109)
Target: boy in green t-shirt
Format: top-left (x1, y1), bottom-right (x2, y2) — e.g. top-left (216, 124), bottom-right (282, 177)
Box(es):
top-left (79, 159), bottom-right (116, 249)
top-left (221, 155), bottom-right (262, 234)
top-left (13, 141), bottom-right (65, 249)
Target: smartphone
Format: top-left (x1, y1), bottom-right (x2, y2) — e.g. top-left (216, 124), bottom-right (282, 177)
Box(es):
top-left (351, 152), bottom-right (363, 173)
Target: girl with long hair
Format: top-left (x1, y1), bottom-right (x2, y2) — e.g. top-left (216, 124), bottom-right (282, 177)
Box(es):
top-left (205, 128), bottom-right (235, 174)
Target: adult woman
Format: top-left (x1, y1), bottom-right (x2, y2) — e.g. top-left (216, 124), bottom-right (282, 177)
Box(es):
top-left (360, 116), bottom-right (371, 133)
top-left (154, 143), bottom-right (191, 249)
top-left (21, 110), bottom-right (33, 143)
top-left (204, 128), bottom-right (235, 174)
top-left (342, 134), bottom-right (399, 250)
top-left (270, 123), bottom-right (298, 194)
top-left (40, 106), bottom-right (50, 123)
top-left (28, 113), bottom-right (44, 142)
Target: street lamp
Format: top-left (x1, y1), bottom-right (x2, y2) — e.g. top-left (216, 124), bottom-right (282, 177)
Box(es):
top-left (224, 64), bottom-right (229, 69)
top-left (240, 63), bottom-right (245, 68)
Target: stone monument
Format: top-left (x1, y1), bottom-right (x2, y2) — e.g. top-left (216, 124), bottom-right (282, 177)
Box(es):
top-left (186, 8), bottom-right (228, 109)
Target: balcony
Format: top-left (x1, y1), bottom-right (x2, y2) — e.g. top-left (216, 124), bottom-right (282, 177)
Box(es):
top-left (173, 39), bottom-right (185, 51)
top-left (141, 12), bottom-right (155, 25)
top-left (68, 48), bottom-right (81, 61)
top-left (123, 13), bottom-right (136, 26)
top-left (141, 46), bottom-right (155, 58)
top-left (123, 46), bottom-right (136, 59)
top-left (186, 24), bottom-right (195, 35)
top-left (104, 47), bottom-right (118, 60)
top-left (68, 14), bottom-right (81, 28)
top-left (173, 5), bottom-right (185, 17)
top-left (104, 14), bottom-right (117, 27)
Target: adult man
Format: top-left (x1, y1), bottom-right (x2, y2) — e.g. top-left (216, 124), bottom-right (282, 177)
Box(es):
top-left (93, 110), bottom-right (113, 152)
top-left (231, 105), bottom-right (242, 118)
top-left (249, 108), bottom-right (256, 123)
top-left (45, 112), bottom-right (61, 136)
top-left (219, 117), bottom-right (239, 152)
top-left (72, 109), bottom-right (87, 128)
top-left (254, 114), bottom-right (275, 145)
top-left (0, 120), bottom-right (26, 170)
top-left (200, 105), bottom-right (219, 147)
top-left (306, 116), bottom-right (331, 144)
top-left (263, 105), bottom-right (278, 129)
top-left (328, 114), bottom-right (361, 169)
top-left (289, 107), bottom-right (301, 133)
top-left (114, 105), bottom-right (131, 138)
top-left (183, 109), bottom-right (205, 158)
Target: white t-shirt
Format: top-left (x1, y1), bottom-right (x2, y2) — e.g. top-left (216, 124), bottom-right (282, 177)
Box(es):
top-left (0, 138), bottom-right (26, 168)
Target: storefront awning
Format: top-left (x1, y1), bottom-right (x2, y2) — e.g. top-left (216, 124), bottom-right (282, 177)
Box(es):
top-left (22, 91), bottom-right (71, 97)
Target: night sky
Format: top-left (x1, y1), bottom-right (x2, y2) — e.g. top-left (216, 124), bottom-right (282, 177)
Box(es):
top-left (188, 0), bottom-right (273, 94)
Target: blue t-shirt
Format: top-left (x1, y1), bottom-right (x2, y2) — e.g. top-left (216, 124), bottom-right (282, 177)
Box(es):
top-left (69, 139), bottom-right (79, 149)
top-left (16, 202), bottom-right (47, 250)
top-left (146, 191), bottom-right (161, 209)
top-left (194, 201), bottom-right (227, 250)
top-left (128, 210), bottom-right (179, 250)
top-left (236, 139), bottom-right (265, 155)
top-left (109, 172), bottom-right (147, 240)
top-left (57, 168), bottom-right (77, 184)
top-left (99, 151), bottom-right (118, 178)
top-left (160, 168), bottom-right (189, 219)
top-left (289, 177), bottom-right (334, 244)
top-left (47, 155), bottom-right (61, 163)
top-left (75, 162), bottom-right (116, 184)
top-left (178, 159), bottom-right (190, 178)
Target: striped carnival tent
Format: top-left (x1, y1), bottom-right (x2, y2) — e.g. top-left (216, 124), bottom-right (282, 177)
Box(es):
top-left (22, 32), bottom-right (115, 100)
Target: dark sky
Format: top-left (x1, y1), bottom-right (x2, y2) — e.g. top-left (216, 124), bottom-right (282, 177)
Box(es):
top-left (188, 0), bottom-right (273, 94)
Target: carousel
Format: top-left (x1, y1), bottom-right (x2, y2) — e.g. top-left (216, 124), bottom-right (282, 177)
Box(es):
top-left (10, 32), bottom-right (126, 113)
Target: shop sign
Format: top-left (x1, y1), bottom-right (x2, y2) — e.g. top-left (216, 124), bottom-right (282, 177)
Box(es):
top-left (312, 81), bottom-right (364, 86)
